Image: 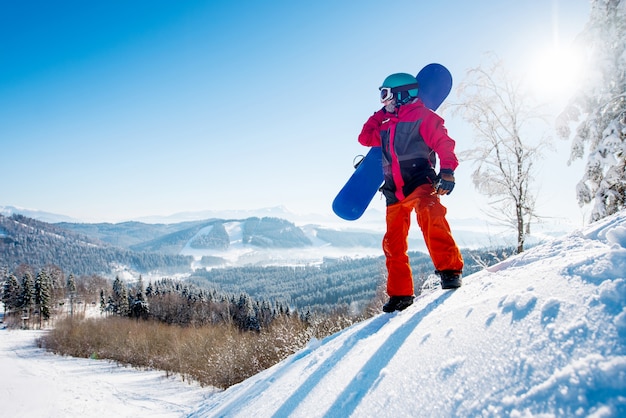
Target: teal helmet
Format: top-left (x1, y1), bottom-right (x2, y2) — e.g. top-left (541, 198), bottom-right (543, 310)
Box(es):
top-left (379, 73), bottom-right (419, 105)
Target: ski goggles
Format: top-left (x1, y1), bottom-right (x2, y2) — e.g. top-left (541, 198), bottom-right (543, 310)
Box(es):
top-left (379, 83), bottom-right (420, 103)
top-left (379, 87), bottom-right (394, 102)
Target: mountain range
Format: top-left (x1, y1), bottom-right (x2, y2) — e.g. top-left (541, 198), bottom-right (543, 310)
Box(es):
top-left (0, 205), bottom-right (575, 276)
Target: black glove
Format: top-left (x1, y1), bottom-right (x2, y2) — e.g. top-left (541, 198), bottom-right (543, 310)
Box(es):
top-left (435, 170), bottom-right (455, 195)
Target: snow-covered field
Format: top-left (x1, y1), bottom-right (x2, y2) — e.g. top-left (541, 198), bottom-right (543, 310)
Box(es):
top-left (0, 330), bottom-right (214, 417)
top-left (2, 210), bottom-right (625, 417)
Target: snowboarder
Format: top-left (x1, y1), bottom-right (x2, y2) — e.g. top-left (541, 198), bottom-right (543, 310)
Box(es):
top-left (358, 73), bottom-right (464, 313)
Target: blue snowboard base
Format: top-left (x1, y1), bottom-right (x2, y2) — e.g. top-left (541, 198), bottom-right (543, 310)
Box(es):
top-left (332, 146), bottom-right (383, 221)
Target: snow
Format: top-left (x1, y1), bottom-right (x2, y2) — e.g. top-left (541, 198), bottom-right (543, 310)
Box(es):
top-left (2, 210), bottom-right (626, 417)
top-left (0, 330), bottom-right (214, 417)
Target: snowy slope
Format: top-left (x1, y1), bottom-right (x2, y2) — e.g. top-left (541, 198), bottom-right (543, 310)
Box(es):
top-left (0, 330), bottom-right (214, 417)
top-left (192, 211), bottom-right (626, 417)
top-left (1, 211), bottom-right (625, 417)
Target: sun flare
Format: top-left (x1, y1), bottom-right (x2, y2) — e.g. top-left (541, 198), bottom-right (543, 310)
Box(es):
top-left (527, 45), bottom-right (585, 103)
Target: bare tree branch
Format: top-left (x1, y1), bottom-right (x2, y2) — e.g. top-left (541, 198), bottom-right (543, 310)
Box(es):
top-left (448, 53), bottom-right (549, 253)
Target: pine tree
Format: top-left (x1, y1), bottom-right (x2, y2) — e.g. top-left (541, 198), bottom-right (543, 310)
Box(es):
top-left (66, 273), bottom-right (77, 317)
top-left (99, 289), bottom-right (106, 314)
top-left (145, 281), bottom-right (153, 297)
top-left (2, 274), bottom-right (21, 315)
top-left (20, 272), bottom-right (35, 320)
top-left (66, 274), bottom-right (77, 295)
top-left (557, 0), bottom-right (626, 222)
top-left (130, 275), bottom-right (149, 319)
top-left (35, 269), bottom-right (52, 325)
top-left (234, 293), bottom-right (260, 331)
top-left (111, 276), bottom-right (130, 316)
top-left (135, 275), bottom-right (144, 299)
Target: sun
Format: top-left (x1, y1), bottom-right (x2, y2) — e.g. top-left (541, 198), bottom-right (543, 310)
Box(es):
top-left (527, 44), bottom-right (585, 104)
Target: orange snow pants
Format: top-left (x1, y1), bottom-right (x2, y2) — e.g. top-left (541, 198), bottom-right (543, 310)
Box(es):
top-left (383, 184), bottom-right (464, 296)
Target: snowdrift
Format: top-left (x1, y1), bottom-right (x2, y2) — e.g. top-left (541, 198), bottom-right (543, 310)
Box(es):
top-left (192, 211), bottom-right (626, 417)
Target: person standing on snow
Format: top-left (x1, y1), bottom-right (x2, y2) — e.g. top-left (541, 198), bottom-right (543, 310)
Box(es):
top-left (358, 72), bottom-right (464, 313)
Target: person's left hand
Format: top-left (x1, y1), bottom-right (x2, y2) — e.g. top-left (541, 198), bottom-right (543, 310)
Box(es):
top-left (435, 172), bottom-right (455, 195)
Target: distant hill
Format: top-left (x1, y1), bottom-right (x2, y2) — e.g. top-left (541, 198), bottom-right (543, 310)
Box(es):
top-left (56, 219), bottom-right (213, 251)
top-left (0, 214), bottom-right (192, 276)
top-left (57, 217), bottom-right (380, 253)
top-left (0, 213), bottom-right (386, 275)
top-left (55, 216), bottom-right (387, 268)
top-left (0, 205), bottom-right (80, 223)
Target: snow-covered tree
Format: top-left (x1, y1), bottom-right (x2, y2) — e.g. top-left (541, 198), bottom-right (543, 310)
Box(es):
top-left (100, 289), bottom-right (106, 314)
top-left (557, 0), bottom-right (626, 222)
top-left (35, 269), bottom-right (52, 324)
top-left (66, 273), bottom-right (77, 295)
top-left (20, 271), bottom-right (35, 318)
top-left (2, 274), bottom-right (21, 315)
top-left (66, 273), bottom-right (77, 317)
top-left (111, 276), bottom-right (130, 316)
top-left (130, 275), bottom-right (149, 319)
top-left (451, 55), bottom-right (548, 253)
top-left (234, 293), bottom-right (260, 331)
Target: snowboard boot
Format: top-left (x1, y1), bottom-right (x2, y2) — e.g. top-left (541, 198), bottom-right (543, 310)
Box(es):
top-left (437, 270), bottom-right (462, 289)
top-left (382, 296), bottom-right (414, 313)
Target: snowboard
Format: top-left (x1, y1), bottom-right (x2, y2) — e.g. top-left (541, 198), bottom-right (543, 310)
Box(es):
top-left (332, 63), bottom-right (453, 221)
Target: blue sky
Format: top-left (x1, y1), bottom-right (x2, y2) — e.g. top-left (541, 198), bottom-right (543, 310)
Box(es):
top-left (1, 0), bottom-right (591, 224)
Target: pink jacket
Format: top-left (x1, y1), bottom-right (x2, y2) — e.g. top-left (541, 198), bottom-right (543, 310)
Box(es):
top-left (358, 99), bottom-right (458, 204)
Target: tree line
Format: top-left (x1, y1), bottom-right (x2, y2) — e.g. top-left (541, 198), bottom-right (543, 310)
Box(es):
top-left (101, 276), bottom-right (299, 332)
top-left (1, 266), bottom-right (103, 328)
top-left (188, 247), bottom-right (512, 314)
top-left (1, 266), bottom-right (309, 333)
top-left (2, 244), bottom-right (514, 331)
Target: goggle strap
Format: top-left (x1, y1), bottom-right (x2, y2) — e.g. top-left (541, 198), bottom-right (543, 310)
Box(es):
top-left (390, 83), bottom-right (419, 94)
